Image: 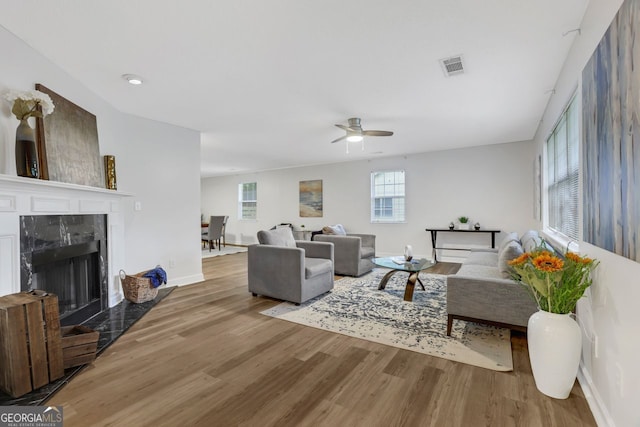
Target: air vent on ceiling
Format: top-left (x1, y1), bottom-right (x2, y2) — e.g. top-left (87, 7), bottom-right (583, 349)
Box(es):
top-left (440, 55), bottom-right (465, 77)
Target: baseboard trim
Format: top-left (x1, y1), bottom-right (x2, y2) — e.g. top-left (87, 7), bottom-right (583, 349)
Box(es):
top-left (578, 363), bottom-right (614, 427)
top-left (167, 273), bottom-right (205, 287)
top-left (108, 291), bottom-right (123, 307)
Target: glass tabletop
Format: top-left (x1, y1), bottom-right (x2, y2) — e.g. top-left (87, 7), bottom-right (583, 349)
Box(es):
top-left (372, 257), bottom-right (436, 272)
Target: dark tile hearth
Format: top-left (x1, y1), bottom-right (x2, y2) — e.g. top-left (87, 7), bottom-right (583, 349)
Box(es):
top-left (0, 287), bottom-right (174, 406)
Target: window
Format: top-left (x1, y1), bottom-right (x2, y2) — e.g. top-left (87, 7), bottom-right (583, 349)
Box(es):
top-left (546, 94), bottom-right (579, 240)
top-left (371, 170), bottom-right (405, 222)
top-left (238, 182), bottom-right (257, 220)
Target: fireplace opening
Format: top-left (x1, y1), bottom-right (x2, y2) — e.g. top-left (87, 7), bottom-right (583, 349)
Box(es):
top-left (31, 241), bottom-right (101, 326)
top-left (20, 214), bottom-right (108, 327)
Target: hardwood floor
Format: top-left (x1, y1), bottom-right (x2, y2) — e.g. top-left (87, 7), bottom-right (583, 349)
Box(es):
top-left (51, 254), bottom-right (596, 426)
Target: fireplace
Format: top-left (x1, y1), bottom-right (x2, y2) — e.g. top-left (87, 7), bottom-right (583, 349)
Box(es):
top-left (20, 214), bottom-right (108, 326)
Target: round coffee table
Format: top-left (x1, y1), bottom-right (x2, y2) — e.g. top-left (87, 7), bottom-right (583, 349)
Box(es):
top-left (372, 257), bottom-right (437, 301)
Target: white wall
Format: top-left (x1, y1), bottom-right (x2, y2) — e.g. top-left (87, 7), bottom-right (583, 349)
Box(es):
top-left (202, 140), bottom-right (537, 261)
top-left (534, 0), bottom-right (638, 426)
top-left (0, 26), bottom-right (203, 288)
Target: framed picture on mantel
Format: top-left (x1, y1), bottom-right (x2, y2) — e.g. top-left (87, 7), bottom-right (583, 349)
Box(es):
top-left (35, 84), bottom-right (104, 188)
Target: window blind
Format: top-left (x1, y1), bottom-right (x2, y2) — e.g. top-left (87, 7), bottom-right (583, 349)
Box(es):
top-left (371, 170), bottom-right (405, 223)
top-left (546, 95), bottom-right (579, 240)
top-left (238, 182), bottom-right (257, 220)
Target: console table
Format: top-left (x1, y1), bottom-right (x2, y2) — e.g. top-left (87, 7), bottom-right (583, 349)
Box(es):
top-left (425, 228), bottom-right (501, 262)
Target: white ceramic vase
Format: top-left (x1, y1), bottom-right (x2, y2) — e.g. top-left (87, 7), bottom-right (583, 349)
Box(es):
top-left (404, 245), bottom-right (413, 261)
top-left (527, 309), bottom-right (582, 399)
top-left (15, 119), bottom-right (39, 179)
top-left (457, 223), bottom-right (470, 230)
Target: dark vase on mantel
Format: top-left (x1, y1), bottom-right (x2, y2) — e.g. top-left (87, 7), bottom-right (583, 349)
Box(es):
top-left (15, 119), bottom-right (39, 179)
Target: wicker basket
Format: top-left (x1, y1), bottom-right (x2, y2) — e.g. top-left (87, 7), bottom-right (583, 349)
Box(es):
top-left (119, 269), bottom-right (159, 303)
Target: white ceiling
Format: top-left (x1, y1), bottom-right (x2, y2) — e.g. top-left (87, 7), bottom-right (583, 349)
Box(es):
top-left (0, 1), bottom-right (588, 177)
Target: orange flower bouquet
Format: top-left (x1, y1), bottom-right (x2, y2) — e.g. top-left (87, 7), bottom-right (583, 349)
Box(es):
top-left (508, 247), bottom-right (598, 314)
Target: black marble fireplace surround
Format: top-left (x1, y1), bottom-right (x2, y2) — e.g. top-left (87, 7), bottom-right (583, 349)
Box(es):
top-left (20, 214), bottom-right (108, 326)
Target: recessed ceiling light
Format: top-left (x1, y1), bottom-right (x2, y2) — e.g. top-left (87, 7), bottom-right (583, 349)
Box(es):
top-left (122, 74), bottom-right (144, 85)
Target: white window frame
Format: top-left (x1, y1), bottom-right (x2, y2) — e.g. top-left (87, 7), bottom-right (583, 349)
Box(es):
top-left (238, 182), bottom-right (257, 220)
top-left (545, 93), bottom-right (579, 243)
top-left (370, 170), bottom-right (405, 223)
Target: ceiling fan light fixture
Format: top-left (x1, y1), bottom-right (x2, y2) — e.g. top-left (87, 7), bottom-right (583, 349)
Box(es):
top-left (331, 117), bottom-right (392, 148)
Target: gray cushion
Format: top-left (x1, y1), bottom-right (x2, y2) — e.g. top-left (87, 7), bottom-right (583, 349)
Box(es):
top-left (522, 235), bottom-right (542, 253)
top-left (520, 230), bottom-right (555, 254)
top-left (304, 257), bottom-right (333, 279)
top-left (257, 228), bottom-right (296, 248)
top-left (498, 240), bottom-right (524, 278)
top-left (465, 251), bottom-right (499, 266)
top-left (520, 230), bottom-right (539, 245)
top-left (360, 246), bottom-right (375, 259)
top-left (499, 232), bottom-right (520, 252)
top-left (456, 264), bottom-right (504, 280)
top-left (520, 230), bottom-right (538, 250)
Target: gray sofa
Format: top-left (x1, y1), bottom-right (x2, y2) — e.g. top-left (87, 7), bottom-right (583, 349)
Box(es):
top-left (248, 228), bottom-right (334, 304)
top-left (446, 230), bottom-right (543, 335)
top-left (312, 233), bottom-right (375, 276)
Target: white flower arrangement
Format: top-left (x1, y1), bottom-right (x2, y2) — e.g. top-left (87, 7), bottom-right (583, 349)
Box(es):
top-left (4, 89), bottom-right (55, 120)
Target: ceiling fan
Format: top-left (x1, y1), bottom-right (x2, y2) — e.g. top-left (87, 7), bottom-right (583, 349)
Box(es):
top-left (331, 118), bottom-right (393, 153)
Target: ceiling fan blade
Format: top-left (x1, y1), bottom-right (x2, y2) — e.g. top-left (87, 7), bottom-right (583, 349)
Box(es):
top-left (336, 124), bottom-right (359, 132)
top-left (331, 135), bottom-right (347, 144)
top-left (363, 130), bottom-right (393, 137)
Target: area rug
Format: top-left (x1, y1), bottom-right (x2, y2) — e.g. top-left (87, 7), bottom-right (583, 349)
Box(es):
top-left (261, 269), bottom-right (512, 371)
top-left (201, 245), bottom-right (247, 259)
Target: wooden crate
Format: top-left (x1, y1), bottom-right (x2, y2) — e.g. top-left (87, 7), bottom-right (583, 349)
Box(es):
top-left (0, 291), bottom-right (64, 398)
top-left (61, 325), bottom-right (99, 369)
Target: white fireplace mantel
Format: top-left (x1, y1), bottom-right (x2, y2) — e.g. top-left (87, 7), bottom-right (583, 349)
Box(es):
top-left (0, 174), bottom-right (133, 306)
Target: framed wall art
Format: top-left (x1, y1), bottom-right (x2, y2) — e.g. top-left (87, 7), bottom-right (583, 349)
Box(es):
top-left (35, 84), bottom-right (104, 188)
top-left (299, 179), bottom-right (323, 217)
top-left (582, 0), bottom-right (640, 262)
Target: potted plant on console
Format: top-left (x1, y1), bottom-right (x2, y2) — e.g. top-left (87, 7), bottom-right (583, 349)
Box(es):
top-left (509, 246), bottom-right (598, 399)
top-left (457, 216), bottom-right (470, 230)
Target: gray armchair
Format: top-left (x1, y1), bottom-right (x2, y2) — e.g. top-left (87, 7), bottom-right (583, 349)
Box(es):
top-left (248, 228), bottom-right (334, 304)
top-left (312, 233), bottom-right (375, 276)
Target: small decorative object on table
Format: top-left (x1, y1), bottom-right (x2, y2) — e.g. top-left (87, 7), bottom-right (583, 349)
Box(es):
top-left (4, 89), bottom-right (55, 179)
top-left (509, 246), bottom-right (598, 399)
top-left (448, 222), bottom-right (454, 230)
top-left (457, 216), bottom-right (470, 230)
top-left (474, 222), bottom-right (481, 230)
top-left (404, 245), bottom-right (413, 261)
top-left (119, 265), bottom-right (167, 303)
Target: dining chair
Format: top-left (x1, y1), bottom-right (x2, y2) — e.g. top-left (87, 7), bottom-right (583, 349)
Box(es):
top-left (203, 216), bottom-right (226, 251)
top-left (221, 215), bottom-right (229, 248)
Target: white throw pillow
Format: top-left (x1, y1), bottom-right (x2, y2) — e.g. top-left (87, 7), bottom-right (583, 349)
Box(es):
top-left (322, 224), bottom-right (347, 235)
